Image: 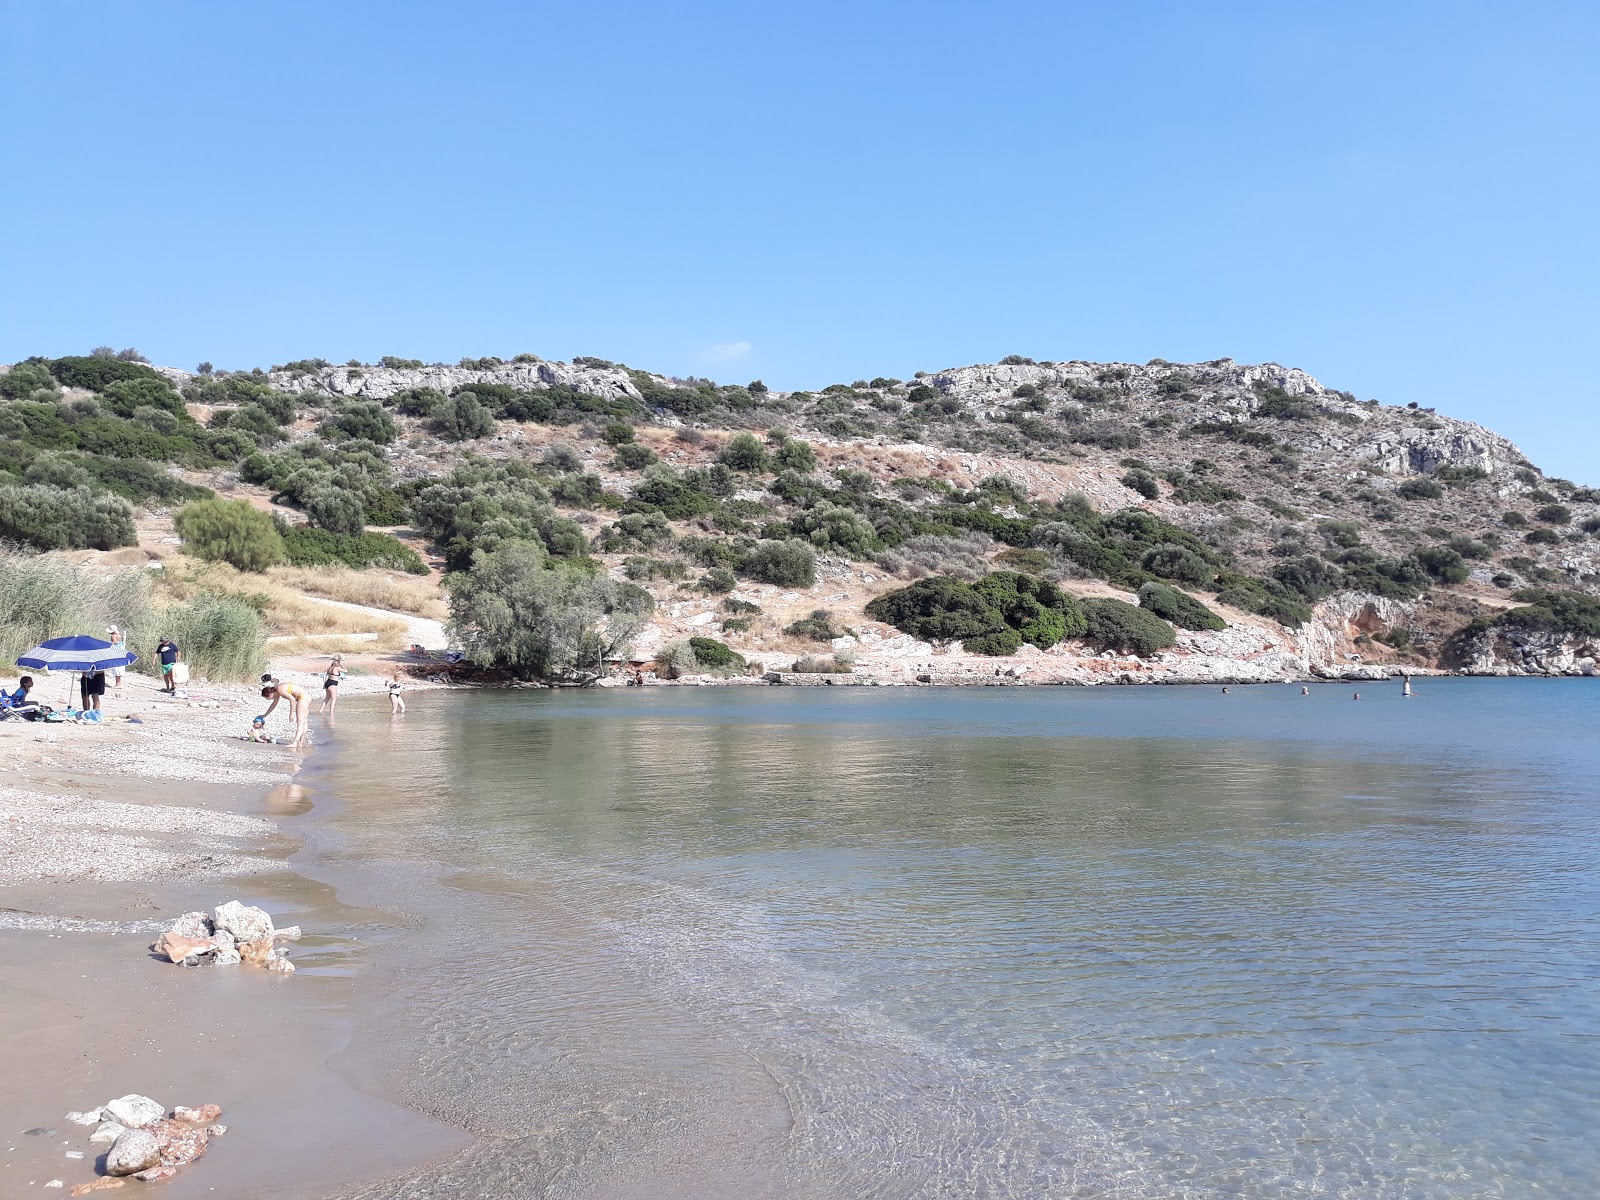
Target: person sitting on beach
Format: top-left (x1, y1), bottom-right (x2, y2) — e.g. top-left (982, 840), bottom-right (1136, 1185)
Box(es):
top-left (320, 654), bottom-right (347, 714)
top-left (156, 636), bottom-right (182, 695)
top-left (261, 679), bottom-right (311, 747)
top-left (386, 669), bottom-right (406, 714)
top-left (7, 676), bottom-right (34, 704)
top-left (246, 716), bottom-right (275, 743)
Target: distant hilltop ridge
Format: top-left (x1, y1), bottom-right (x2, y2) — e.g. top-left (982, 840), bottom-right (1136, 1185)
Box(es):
top-left (149, 352), bottom-right (1530, 485)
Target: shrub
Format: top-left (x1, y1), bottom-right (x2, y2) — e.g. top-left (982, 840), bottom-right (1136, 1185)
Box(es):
top-left (877, 533), bottom-right (994, 581)
top-left (1525, 528), bottom-right (1561, 545)
top-left (46, 355), bottom-right (165, 393)
top-left (321, 401), bottom-right (399, 445)
top-left (791, 653), bottom-right (852, 674)
top-left (791, 502), bottom-right (878, 556)
top-left (1137, 582), bottom-right (1226, 631)
top-left (1502, 510), bottom-right (1529, 527)
top-left (1398, 477), bottom-right (1443, 500)
top-left (278, 525), bottom-right (426, 573)
top-left (1535, 504), bottom-right (1572, 525)
top-left (613, 443), bottom-right (657, 470)
top-left (741, 538), bottom-right (816, 587)
top-left (303, 484), bottom-right (367, 535)
top-left (175, 498), bottom-right (285, 571)
top-left (1139, 543), bottom-right (1213, 587)
top-left (100, 376), bottom-right (187, 419)
top-left (623, 556), bottom-right (687, 581)
top-left (1436, 465), bottom-right (1488, 484)
top-left (1081, 598), bottom-right (1176, 655)
top-left (431, 392), bottom-right (496, 442)
top-left (0, 362), bottom-right (59, 400)
top-left (1121, 469), bottom-right (1160, 500)
top-left (1271, 555), bottom-right (1344, 601)
top-left (0, 483), bottom-right (137, 552)
top-left (1414, 546), bottom-right (1470, 583)
top-left (596, 511), bottom-right (673, 552)
top-left (380, 356), bottom-right (425, 370)
top-left (688, 636), bottom-right (744, 668)
top-left (866, 577), bottom-right (1005, 645)
top-left (550, 472), bottom-right (604, 508)
top-left (785, 609), bottom-right (843, 641)
top-left (775, 439), bottom-right (817, 472)
top-left (159, 594), bottom-right (268, 681)
top-left (697, 567), bottom-right (737, 593)
top-left (446, 540), bottom-right (654, 675)
top-left (412, 458), bottom-right (584, 566)
top-left (718, 432), bottom-right (771, 472)
top-left (601, 421), bottom-right (635, 445)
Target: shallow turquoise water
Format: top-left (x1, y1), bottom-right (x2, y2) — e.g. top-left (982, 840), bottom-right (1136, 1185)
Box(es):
top-left (317, 679), bottom-right (1600, 1198)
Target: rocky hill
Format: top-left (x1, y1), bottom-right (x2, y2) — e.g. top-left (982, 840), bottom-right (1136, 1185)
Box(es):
top-left (10, 350), bottom-right (1600, 683)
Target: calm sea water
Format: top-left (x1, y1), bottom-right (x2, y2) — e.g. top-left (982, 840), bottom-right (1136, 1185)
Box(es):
top-left (312, 679), bottom-right (1600, 1199)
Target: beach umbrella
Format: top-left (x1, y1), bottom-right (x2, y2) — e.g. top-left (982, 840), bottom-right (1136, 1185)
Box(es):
top-left (16, 635), bottom-right (138, 707)
top-left (16, 635), bottom-right (138, 673)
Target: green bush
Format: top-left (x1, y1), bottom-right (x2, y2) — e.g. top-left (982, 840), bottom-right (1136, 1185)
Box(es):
top-left (175, 498), bottom-right (285, 571)
top-left (623, 556), bottom-right (687, 581)
top-left (722, 596), bottom-right (760, 615)
top-left (775, 439), bottom-right (817, 472)
top-left (613, 443), bottom-right (657, 470)
top-left (1137, 582), bottom-right (1226, 631)
top-left (1121, 469), bottom-right (1160, 500)
top-left (0, 484), bottom-right (137, 551)
top-left (322, 401), bottom-right (399, 445)
top-left (303, 484), bottom-right (367, 535)
top-left (446, 540), bottom-right (654, 675)
top-left (412, 457), bottom-right (584, 567)
top-left (1502, 510), bottom-right (1529, 528)
top-left (431, 392), bottom-right (496, 442)
top-left (0, 362), bottom-right (60, 400)
top-left (740, 538), bottom-right (816, 586)
top-left (785, 609), bottom-right (842, 641)
top-left (278, 525), bottom-right (427, 573)
top-left (1398, 477), bottom-right (1443, 500)
top-left (718, 432), bottom-right (771, 472)
top-left (159, 594), bottom-right (267, 681)
top-left (791, 653), bottom-right (852, 673)
top-left (1535, 503), bottom-right (1572, 525)
top-left (1414, 546), bottom-right (1470, 583)
top-left (601, 421), bottom-right (635, 445)
top-left (697, 567), bottom-right (737, 593)
top-left (688, 636), bottom-right (744, 668)
top-left (791, 502), bottom-right (878, 556)
top-left (100, 377), bottom-right (186, 420)
top-left (630, 464), bottom-right (717, 519)
top-left (46, 355), bottom-right (166, 393)
top-left (1525, 528), bottom-right (1561, 545)
top-left (1081, 598), bottom-right (1176, 655)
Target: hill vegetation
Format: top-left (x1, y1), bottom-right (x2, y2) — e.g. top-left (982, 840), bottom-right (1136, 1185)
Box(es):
top-left (2, 346), bottom-right (1596, 677)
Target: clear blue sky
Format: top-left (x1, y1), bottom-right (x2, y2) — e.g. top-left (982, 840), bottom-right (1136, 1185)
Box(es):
top-left (2, 2), bottom-right (1595, 479)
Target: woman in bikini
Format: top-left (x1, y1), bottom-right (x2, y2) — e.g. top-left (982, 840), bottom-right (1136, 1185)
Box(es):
top-left (262, 680), bottom-right (311, 747)
top-left (320, 654), bottom-right (347, 714)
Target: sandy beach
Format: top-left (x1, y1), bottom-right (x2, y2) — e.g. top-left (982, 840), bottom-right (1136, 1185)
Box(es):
top-left (0, 666), bottom-right (467, 1198)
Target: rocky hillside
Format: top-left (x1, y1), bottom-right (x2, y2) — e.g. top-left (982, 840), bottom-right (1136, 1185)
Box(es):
top-left (10, 350), bottom-right (1600, 682)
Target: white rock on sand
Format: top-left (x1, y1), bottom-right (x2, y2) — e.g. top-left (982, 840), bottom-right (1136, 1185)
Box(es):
top-left (104, 1128), bottom-right (161, 1175)
top-left (212, 900), bottom-right (274, 942)
top-left (103, 1095), bottom-right (164, 1129)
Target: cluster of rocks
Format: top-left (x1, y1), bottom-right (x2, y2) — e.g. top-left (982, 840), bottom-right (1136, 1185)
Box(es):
top-left (61, 1095), bottom-right (224, 1190)
top-left (151, 900), bottom-right (299, 974)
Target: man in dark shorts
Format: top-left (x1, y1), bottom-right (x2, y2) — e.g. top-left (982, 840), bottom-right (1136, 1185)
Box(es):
top-left (80, 669), bottom-right (107, 713)
top-left (157, 636), bottom-right (181, 694)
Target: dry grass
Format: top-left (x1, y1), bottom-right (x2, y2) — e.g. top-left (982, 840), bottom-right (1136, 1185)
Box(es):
top-left (267, 565), bottom-right (446, 619)
top-left (156, 557), bottom-right (408, 643)
top-left (265, 630), bottom-right (408, 655)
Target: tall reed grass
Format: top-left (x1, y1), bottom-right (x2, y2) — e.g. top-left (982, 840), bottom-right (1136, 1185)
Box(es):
top-left (0, 550), bottom-right (266, 681)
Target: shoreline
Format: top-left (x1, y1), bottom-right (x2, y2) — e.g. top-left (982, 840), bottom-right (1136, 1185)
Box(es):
top-left (0, 669), bottom-right (469, 1198)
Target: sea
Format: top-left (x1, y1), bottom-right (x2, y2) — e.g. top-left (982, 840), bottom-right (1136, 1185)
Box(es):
top-left (304, 678), bottom-right (1600, 1199)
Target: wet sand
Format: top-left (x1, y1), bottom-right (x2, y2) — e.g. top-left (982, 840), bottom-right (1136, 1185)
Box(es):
top-left (0, 671), bottom-right (470, 1197)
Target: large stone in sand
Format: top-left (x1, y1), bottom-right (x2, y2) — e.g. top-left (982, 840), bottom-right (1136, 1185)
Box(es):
top-left (153, 932), bottom-right (216, 964)
top-left (211, 901), bottom-right (273, 943)
top-left (104, 1129), bottom-right (161, 1175)
top-left (147, 1118), bottom-right (208, 1166)
top-left (103, 1095), bottom-right (164, 1129)
top-left (89, 1120), bottom-right (127, 1146)
top-left (165, 911), bottom-right (212, 939)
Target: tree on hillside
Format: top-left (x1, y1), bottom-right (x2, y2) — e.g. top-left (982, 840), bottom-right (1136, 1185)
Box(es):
top-left (175, 498), bottom-right (285, 571)
top-left (445, 540), bottom-right (655, 677)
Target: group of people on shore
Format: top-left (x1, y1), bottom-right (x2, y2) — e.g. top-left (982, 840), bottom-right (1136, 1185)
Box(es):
top-left (252, 658), bottom-right (408, 748)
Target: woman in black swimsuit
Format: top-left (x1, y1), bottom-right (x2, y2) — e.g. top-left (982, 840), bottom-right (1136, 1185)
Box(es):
top-left (320, 654), bottom-right (347, 714)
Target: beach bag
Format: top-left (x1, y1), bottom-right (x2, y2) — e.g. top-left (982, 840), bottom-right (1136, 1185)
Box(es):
top-left (170, 661), bottom-right (191, 685)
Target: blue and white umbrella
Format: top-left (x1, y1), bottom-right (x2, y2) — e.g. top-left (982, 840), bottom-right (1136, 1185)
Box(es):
top-left (16, 635), bottom-right (138, 673)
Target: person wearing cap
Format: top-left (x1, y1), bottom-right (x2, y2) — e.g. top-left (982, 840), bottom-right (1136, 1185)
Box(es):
top-left (157, 636), bottom-right (182, 695)
top-left (106, 626), bottom-right (127, 692)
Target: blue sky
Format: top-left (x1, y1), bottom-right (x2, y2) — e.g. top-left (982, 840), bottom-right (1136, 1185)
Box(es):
top-left (2, 1), bottom-right (1595, 479)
